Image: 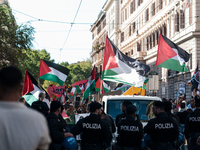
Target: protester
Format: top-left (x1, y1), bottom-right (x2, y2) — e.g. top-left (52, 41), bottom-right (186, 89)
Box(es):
top-left (31, 92), bottom-right (50, 117)
top-left (0, 66), bottom-right (51, 150)
top-left (47, 101), bottom-right (73, 150)
top-left (101, 110), bottom-right (116, 134)
top-left (187, 96), bottom-right (196, 112)
top-left (66, 103), bottom-right (76, 132)
top-left (19, 97), bottom-right (31, 107)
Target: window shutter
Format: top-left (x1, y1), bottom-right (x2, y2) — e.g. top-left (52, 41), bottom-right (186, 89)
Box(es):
top-left (180, 10), bottom-right (185, 29)
top-left (174, 14), bottom-right (177, 32)
top-left (133, 0), bottom-right (135, 11)
top-left (133, 22), bottom-right (135, 33)
top-left (138, 0), bottom-right (140, 7)
top-left (129, 25), bottom-right (131, 36)
top-left (130, 2), bottom-right (133, 14)
top-left (146, 37), bottom-right (149, 50)
top-left (177, 12), bottom-right (179, 32)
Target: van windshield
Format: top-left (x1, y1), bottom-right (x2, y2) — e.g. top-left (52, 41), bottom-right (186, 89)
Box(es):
top-left (107, 99), bottom-right (150, 121)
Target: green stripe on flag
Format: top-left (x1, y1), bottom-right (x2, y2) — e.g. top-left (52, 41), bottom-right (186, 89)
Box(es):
top-left (158, 58), bottom-right (188, 72)
top-left (39, 74), bottom-right (64, 85)
top-left (23, 93), bottom-right (38, 106)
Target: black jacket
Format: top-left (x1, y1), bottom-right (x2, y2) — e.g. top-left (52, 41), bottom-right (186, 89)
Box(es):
top-left (176, 110), bottom-right (190, 124)
top-left (47, 112), bottom-right (66, 150)
top-left (116, 112), bottom-right (140, 127)
top-left (71, 114), bottom-right (112, 146)
top-left (118, 116), bottom-right (143, 148)
top-left (185, 109), bottom-right (200, 139)
top-left (144, 112), bottom-right (179, 143)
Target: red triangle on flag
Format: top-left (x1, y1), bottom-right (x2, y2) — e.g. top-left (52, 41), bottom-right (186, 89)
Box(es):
top-left (102, 36), bottom-right (119, 71)
top-left (156, 34), bottom-right (177, 65)
top-left (22, 70), bottom-right (34, 96)
top-left (95, 78), bottom-right (101, 89)
top-left (39, 59), bottom-right (51, 77)
top-left (91, 66), bottom-right (96, 80)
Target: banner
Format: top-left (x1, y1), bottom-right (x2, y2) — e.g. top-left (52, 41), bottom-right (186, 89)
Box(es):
top-left (48, 84), bottom-right (66, 97)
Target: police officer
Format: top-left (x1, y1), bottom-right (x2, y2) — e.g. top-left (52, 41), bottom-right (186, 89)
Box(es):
top-left (117, 105), bottom-right (143, 150)
top-left (71, 101), bottom-right (112, 150)
top-left (184, 88), bottom-right (200, 150)
top-left (144, 101), bottom-right (179, 150)
top-left (115, 100), bottom-right (140, 126)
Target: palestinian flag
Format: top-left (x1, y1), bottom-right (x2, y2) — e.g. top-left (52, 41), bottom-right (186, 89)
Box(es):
top-left (68, 86), bottom-right (76, 96)
top-left (83, 66), bottom-right (96, 99)
top-left (95, 78), bottom-right (101, 92)
top-left (102, 80), bottom-right (110, 93)
top-left (102, 36), bottom-right (150, 87)
top-left (74, 85), bottom-right (81, 95)
top-left (39, 59), bottom-right (70, 85)
top-left (190, 63), bottom-right (199, 91)
top-left (156, 34), bottom-right (190, 72)
top-left (22, 70), bottom-right (50, 106)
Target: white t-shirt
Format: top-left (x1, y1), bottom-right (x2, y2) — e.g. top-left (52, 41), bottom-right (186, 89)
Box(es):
top-left (0, 101), bottom-right (51, 150)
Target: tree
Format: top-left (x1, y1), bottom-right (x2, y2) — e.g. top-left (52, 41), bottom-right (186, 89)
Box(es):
top-left (0, 3), bottom-right (35, 68)
top-left (18, 49), bottom-right (53, 81)
top-left (62, 59), bottom-right (92, 86)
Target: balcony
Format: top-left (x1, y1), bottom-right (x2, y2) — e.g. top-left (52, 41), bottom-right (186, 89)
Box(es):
top-left (132, 51), bottom-right (147, 60)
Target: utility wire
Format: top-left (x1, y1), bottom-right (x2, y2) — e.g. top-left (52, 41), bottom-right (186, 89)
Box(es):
top-left (59, 0), bottom-right (83, 61)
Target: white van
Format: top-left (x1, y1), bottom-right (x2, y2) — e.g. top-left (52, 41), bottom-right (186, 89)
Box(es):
top-left (102, 95), bottom-right (161, 127)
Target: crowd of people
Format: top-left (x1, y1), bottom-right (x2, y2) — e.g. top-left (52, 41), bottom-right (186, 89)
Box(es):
top-left (1, 65), bottom-right (200, 150)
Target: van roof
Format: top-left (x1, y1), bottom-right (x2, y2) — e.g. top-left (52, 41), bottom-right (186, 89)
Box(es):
top-left (102, 95), bottom-right (161, 101)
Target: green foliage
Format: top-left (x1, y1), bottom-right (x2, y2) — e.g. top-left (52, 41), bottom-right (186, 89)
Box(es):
top-left (60, 59), bottom-right (92, 86)
top-left (18, 49), bottom-right (54, 82)
top-left (0, 3), bottom-right (35, 68)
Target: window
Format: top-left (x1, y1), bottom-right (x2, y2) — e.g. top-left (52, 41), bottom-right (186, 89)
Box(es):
top-left (132, 22), bottom-right (136, 33)
top-left (146, 8), bottom-right (149, 22)
top-left (146, 37), bottom-right (149, 50)
top-left (130, 1), bottom-right (133, 14)
top-left (152, 2), bottom-right (155, 16)
top-left (189, 2), bottom-right (192, 25)
top-left (121, 0), bottom-right (123, 4)
top-left (97, 25), bottom-right (101, 34)
top-left (103, 19), bottom-right (106, 28)
top-left (131, 49), bottom-right (133, 55)
top-left (121, 32), bottom-right (124, 42)
top-left (138, 0), bottom-right (141, 7)
top-left (163, 24), bottom-right (167, 36)
top-left (92, 34), bottom-right (94, 40)
top-left (133, 0), bottom-right (135, 12)
top-left (137, 42), bottom-right (141, 51)
top-left (159, 0), bottom-right (163, 10)
top-left (125, 9), bottom-right (127, 20)
top-left (112, 20), bottom-right (114, 31)
top-left (150, 35), bottom-right (152, 49)
top-left (153, 32), bottom-right (155, 47)
top-left (175, 12), bottom-right (179, 32)
top-left (129, 25), bottom-right (131, 36)
top-left (189, 53), bottom-right (192, 70)
top-left (180, 10), bottom-right (185, 29)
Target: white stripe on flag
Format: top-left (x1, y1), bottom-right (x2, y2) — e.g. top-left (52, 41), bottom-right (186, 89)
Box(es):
top-left (48, 67), bottom-right (67, 82)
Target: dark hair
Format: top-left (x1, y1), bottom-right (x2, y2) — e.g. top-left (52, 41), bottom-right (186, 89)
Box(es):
top-left (50, 101), bottom-right (62, 112)
top-left (19, 97), bottom-right (25, 102)
top-left (0, 66), bottom-right (22, 93)
top-left (163, 101), bottom-right (172, 111)
top-left (153, 101), bottom-right (165, 110)
top-left (180, 102), bottom-right (185, 109)
top-left (162, 98), bottom-right (167, 102)
top-left (122, 100), bottom-right (132, 108)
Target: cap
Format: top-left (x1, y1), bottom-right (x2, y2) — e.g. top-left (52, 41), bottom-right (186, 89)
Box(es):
top-left (163, 101), bottom-right (172, 111)
top-left (122, 100), bottom-right (132, 107)
top-left (89, 101), bottom-right (102, 112)
top-left (127, 105), bottom-right (137, 115)
top-left (50, 100), bottom-right (62, 111)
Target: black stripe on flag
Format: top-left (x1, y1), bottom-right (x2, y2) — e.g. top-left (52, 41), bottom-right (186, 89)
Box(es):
top-left (43, 60), bottom-right (70, 75)
top-left (27, 71), bottom-right (50, 100)
top-left (161, 34), bottom-right (190, 62)
top-left (107, 37), bottom-right (150, 77)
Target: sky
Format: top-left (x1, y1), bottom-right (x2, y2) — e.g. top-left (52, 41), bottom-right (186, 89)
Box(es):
top-left (8, 0), bottom-right (106, 64)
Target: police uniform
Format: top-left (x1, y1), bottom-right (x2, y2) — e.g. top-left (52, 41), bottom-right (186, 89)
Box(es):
top-left (184, 96), bottom-right (200, 150)
top-left (144, 102), bottom-right (179, 150)
top-left (117, 105), bottom-right (143, 150)
top-left (71, 102), bottom-right (112, 150)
